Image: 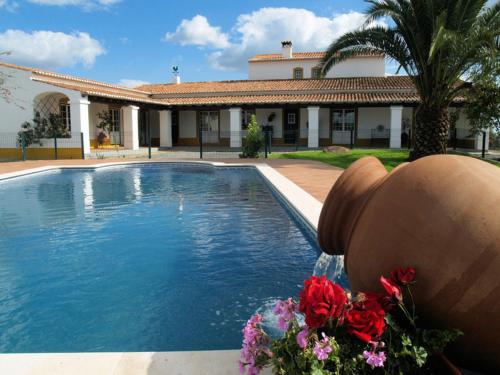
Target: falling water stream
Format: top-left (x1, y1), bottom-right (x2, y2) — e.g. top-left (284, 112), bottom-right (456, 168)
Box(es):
top-left (313, 253), bottom-right (348, 288)
top-left (256, 252), bottom-right (348, 336)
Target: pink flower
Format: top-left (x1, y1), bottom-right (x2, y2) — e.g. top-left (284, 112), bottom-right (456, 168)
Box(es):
top-left (272, 298), bottom-right (297, 331)
top-left (239, 314), bottom-right (272, 375)
top-left (313, 333), bottom-right (332, 361)
top-left (363, 350), bottom-right (386, 368)
top-left (296, 326), bottom-right (309, 349)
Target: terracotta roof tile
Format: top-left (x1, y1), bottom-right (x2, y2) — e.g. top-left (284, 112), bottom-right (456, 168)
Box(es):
top-left (160, 92), bottom-right (423, 106)
top-left (139, 76), bottom-right (414, 95)
top-left (248, 51), bottom-right (383, 62)
top-left (0, 61), bottom-right (463, 107)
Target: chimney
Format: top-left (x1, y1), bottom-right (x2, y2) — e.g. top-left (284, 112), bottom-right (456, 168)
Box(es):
top-left (281, 41), bottom-right (293, 59)
top-left (171, 65), bottom-right (181, 84)
top-left (172, 75), bottom-right (181, 84)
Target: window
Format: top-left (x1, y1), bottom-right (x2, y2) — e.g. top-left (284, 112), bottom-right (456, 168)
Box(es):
top-left (332, 109), bottom-right (355, 131)
top-left (109, 108), bottom-right (121, 145)
top-left (288, 113), bottom-right (297, 124)
top-left (293, 67), bottom-right (303, 80)
top-left (242, 109), bottom-right (255, 129)
top-left (59, 99), bottom-right (71, 133)
top-left (199, 111), bottom-right (219, 143)
top-left (311, 67), bottom-right (322, 79)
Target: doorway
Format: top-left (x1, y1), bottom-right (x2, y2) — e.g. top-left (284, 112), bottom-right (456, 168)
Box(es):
top-left (284, 109), bottom-right (299, 144)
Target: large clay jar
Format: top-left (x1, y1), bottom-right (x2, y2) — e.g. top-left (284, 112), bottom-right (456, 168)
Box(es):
top-left (318, 155), bottom-right (500, 372)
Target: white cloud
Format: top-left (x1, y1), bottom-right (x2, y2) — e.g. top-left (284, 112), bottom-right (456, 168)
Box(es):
top-left (28, 0), bottom-right (121, 10)
top-left (0, 29), bottom-right (105, 68)
top-left (165, 8), bottom-right (385, 72)
top-left (0, 0), bottom-right (19, 12)
top-left (117, 79), bottom-right (150, 88)
top-left (164, 15), bottom-right (230, 49)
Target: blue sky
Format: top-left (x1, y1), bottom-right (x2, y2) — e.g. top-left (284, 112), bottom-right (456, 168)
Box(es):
top-left (0, 0), bottom-right (380, 86)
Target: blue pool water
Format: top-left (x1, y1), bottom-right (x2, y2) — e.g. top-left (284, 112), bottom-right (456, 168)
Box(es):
top-left (0, 164), bottom-right (345, 353)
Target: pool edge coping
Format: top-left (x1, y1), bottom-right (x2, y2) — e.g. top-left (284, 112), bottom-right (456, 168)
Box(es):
top-left (0, 160), bottom-right (322, 375)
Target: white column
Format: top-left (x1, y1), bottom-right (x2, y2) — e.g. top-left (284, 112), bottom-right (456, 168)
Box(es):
top-left (475, 128), bottom-right (490, 151)
top-left (390, 106), bottom-right (403, 149)
top-left (69, 97), bottom-right (91, 156)
top-left (229, 107), bottom-right (242, 148)
top-left (307, 106), bottom-right (320, 148)
top-left (159, 110), bottom-right (172, 148)
top-left (123, 105), bottom-right (140, 150)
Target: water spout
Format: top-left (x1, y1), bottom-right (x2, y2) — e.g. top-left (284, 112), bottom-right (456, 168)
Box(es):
top-left (313, 253), bottom-right (347, 288)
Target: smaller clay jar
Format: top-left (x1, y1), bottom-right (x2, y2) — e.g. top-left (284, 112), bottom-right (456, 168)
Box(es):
top-left (317, 155), bottom-right (500, 372)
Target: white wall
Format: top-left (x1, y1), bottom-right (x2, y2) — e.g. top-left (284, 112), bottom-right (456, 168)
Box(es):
top-left (300, 108), bottom-right (308, 138)
top-left (88, 103), bottom-right (109, 139)
top-left (357, 107), bottom-right (391, 139)
top-left (248, 57), bottom-right (385, 80)
top-left (179, 110), bottom-right (197, 138)
top-left (0, 65), bottom-right (83, 134)
top-left (256, 108), bottom-right (283, 138)
top-left (0, 65), bottom-right (87, 148)
top-left (319, 108), bottom-right (330, 139)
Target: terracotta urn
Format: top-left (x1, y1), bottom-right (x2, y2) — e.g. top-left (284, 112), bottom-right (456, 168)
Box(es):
top-left (317, 155), bottom-right (500, 372)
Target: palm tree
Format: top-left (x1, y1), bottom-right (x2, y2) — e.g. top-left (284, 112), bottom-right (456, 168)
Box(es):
top-left (321, 0), bottom-right (499, 159)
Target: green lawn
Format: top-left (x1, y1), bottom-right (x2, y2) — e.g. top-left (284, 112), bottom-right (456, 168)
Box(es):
top-left (270, 149), bottom-right (410, 171)
top-left (270, 148), bottom-right (500, 170)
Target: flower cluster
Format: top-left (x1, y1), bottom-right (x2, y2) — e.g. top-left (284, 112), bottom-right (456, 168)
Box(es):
top-left (239, 266), bottom-right (462, 375)
top-left (272, 297), bottom-right (297, 331)
top-left (238, 314), bottom-right (272, 375)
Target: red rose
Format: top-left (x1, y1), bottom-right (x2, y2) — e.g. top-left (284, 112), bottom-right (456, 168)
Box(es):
top-left (299, 275), bottom-right (347, 328)
top-left (391, 267), bottom-right (416, 285)
top-left (380, 275), bottom-right (402, 302)
top-left (345, 300), bottom-right (386, 343)
top-left (358, 292), bottom-right (395, 312)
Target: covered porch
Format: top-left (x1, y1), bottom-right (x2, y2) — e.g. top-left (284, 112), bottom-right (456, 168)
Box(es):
top-left (154, 105), bottom-right (414, 150)
top-left (78, 101), bottom-right (487, 157)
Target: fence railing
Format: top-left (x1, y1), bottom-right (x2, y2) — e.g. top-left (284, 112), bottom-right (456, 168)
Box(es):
top-left (0, 132), bottom-right (85, 161)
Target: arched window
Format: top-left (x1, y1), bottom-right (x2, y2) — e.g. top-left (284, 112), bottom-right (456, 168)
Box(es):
top-left (293, 67), bottom-right (304, 80)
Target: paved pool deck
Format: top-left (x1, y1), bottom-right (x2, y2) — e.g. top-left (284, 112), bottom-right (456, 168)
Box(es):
top-left (0, 157), bottom-right (343, 374)
top-left (0, 158), bottom-right (343, 202)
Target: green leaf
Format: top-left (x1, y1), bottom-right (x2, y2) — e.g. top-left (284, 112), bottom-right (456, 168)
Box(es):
top-left (412, 346), bottom-right (428, 367)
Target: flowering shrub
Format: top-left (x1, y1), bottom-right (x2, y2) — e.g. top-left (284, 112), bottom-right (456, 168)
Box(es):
top-left (239, 267), bottom-right (462, 375)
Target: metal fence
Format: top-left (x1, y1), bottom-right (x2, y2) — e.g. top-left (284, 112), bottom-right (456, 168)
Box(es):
top-left (0, 132), bottom-right (85, 161)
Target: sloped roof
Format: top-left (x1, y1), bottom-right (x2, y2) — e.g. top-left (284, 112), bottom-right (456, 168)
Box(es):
top-left (1, 61), bottom-right (454, 107)
top-left (163, 92), bottom-right (421, 106)
top-left (248, 51), bottom-right (383, 62)
top-left (137, 76), bottom-right (414, 96)
top-left (0, 61), bottom-right (156, 104)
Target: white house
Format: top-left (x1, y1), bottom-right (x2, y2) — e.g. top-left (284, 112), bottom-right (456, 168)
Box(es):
top-left (0, 41), bottom-right (485, 159)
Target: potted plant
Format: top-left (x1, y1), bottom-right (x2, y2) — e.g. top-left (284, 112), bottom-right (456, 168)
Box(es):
top-left (239, 267), bottom-right (462, 374)
top-left (96, 110), bottom-right (114, 147)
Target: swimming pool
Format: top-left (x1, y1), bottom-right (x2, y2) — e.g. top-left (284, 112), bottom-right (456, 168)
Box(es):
top-left (0, 163), bottom-right (346, 353)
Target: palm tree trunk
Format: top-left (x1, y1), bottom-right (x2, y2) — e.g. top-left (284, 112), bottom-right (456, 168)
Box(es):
top-left (410, 105), bottom-right (450, 160)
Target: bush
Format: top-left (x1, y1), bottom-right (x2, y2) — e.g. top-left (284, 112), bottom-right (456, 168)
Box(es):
top-left (241, 115), bottom-right (263, 158)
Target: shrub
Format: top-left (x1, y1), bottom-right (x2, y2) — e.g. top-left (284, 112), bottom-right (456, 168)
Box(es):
top-left (241, 115), bottom-right (263, 158)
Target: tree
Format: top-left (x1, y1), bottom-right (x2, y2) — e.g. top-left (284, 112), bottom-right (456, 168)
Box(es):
top-left (241, 115), bottom-right (264, 158)
top-left (464, 52), bottom-right (500, 133)
top-left (320, 0), bottom-right (500, 160)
